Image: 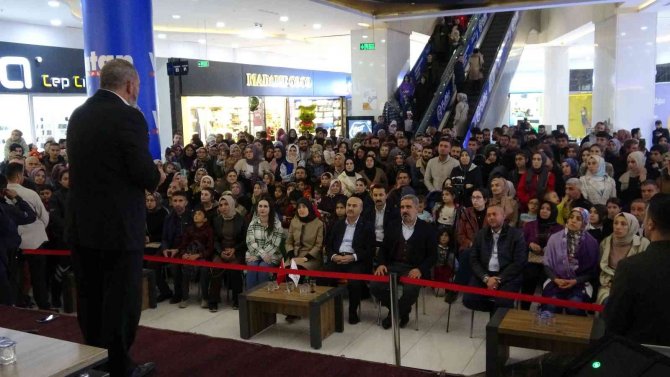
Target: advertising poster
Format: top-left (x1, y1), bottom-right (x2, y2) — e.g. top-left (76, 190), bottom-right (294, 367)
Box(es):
top-left (568, 93), bottom-right (591, 138)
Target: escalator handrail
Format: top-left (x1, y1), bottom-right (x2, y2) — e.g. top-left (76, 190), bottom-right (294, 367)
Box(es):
top-left (463, 11), bottom-right (521, 146)
top-left (415, 13), bottom-right (491, 135)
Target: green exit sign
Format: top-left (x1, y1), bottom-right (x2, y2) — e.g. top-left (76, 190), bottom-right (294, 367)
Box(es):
top-left (360, 42), bottom-right (376, 51)
top-left (197, 60), bottom-right (210, 68)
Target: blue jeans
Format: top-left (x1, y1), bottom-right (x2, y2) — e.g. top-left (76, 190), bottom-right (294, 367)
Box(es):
top-left (246, 260), bottom-right (274, 289)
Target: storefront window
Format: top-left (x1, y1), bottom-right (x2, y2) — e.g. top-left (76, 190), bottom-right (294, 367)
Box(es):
top-left (32, 95), bottom-right (86, 148)
top-left (290, 98), bottom-right (343, 132)
top-left (508, 93), bottom-right (543, 129)
top-left (181, 96), bottom-right (250, 140)
top-left (0, 94), bottom-right (31, 152)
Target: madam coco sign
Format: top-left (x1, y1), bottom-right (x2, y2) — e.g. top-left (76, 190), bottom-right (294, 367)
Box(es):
top-left (245, 73), bottom-right (312, 89)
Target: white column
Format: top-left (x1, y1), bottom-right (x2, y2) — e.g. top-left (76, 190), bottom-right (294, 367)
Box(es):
top-left (593, 11), bottom-right (657, 139)
top-left (543, 46), bottom-right (570, 128)
top-left (350, 28), bottom-right (410, 117)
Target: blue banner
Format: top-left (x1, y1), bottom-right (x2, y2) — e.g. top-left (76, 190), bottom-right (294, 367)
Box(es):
top-left (82, 0), bottom-right (161, 158)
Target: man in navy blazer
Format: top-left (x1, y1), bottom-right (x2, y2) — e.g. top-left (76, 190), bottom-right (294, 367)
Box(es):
top-left (322, 196), bottom-right (375, 324)
top-left (371, 194), bottom-right (437, 329)
top-left (66, 59), bottom-right (165, 377)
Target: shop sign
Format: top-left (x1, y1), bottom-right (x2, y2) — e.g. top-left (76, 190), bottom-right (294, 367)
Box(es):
top-left (0, 42), bottom-right (87, 94)
top-left (245, 73), bottom-right (312, 89)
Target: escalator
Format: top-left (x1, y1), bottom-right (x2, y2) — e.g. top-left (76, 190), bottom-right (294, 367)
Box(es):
top-left (416, 11), bottom-right (521, 143)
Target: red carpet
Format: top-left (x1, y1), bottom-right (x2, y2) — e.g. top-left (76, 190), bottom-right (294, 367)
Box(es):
top-left (0, 306), bottom-right (449, 377)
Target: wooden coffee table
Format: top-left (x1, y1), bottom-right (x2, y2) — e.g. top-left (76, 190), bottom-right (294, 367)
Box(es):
top-left (486, 308), bottom-right (605, 377)
top-left (238, 283), bottom-right (345, 349)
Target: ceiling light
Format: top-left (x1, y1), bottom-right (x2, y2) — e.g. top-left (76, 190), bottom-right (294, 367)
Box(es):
top-left (47, 1), bottom-right (60, 7)
top-left (362, 35), bottom-right (368, 39)
top-left (313, 23), bottom-right (322, 30)
top-left (357, 22), bottom-right (370, 27)
top-left (157, 33), bottom-right (167, 39)
top-left (216, 21), bottom-right (225, 28)
top-left (381, 39), bottom-right (386, 43)
top-left (280, 16), bottom-right (289, 22)
top-left (198, 39), bottom-right (206, 44)
top-left (172, 14), bottom-right (181, 20)
top-left (50, 19), bottom-right (62, 26)
top-left (641, 26), bottom-right (648, 31)
top-left (621, 32), bottom-right (627, 36)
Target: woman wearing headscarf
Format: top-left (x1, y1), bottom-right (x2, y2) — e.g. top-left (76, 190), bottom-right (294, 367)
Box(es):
top-left (318, 178), bottom-right (347, 215)
top-left (520, 201), bottom-right (563, 310)
top-left (488, 175), bottom-right (519, 227)
top-left (618, 150), bottom-right (646, 208)
top-left (30, 166), bottom-right (48, 189)
top-left (556, 158), bottom-right (579, 198)
top-left (450, 150), bottom-right (483, 208)
top-left (596, 212), bottom-right (649, 305)
top-left (385, 150), bottom-right (409, 188)
top-left (353, 146), bottom-right (367, 172)
top-left (517, 152), bottom-right (555, 211)
top-left (580, 155), bottom-right (616, 206)
top-left (286, 198), bottom-right (324, 271)
top-left (235, 145), bottom-right (271, 185)
top-left (337, 158), bottom-right (362, 196)
top-left (180, 144), bottom-right (197, 171)
top-left (542, 207), bottom-right (599, 315)
top-left (359, 155), bottom-right (388, 188)
top-left (251, 181), bottom-right (268, 207)
top-left (225, 144), bottom-right (242, 173)
top-left (209, 195), bottom-right (247, 310)
top-left (452, 93), bottom-right (469, 135)
top-left (278, 143), bottom-right (305, 183)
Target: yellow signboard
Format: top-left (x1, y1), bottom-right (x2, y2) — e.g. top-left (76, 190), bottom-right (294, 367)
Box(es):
top-left (568, 93), bottom-right (592, 138)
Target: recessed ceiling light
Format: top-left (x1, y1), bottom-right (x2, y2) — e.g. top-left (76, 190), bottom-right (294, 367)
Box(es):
top-left (362, 35), bottom-right (368, 39)
top-left (157, 33), bottom-right (167, 39)
top-left (381, 39), bottom-right (386, 43)
top-left (198, 38), bottom-right (206, 44)
top-left (47, 1), bottom-right (60, 7)
top-left (312, 23), bottom-right (322, 30)
top-left (280, 16), bottom-right (289, 22)
top-left (172, 14), bottom-right (181, 20)
top-left (641, 26), bottom-right (648, 31)
top-left (621, 32), bottom-right (627, 36)
top-left (216, 21), bottom-right (225, 28)
top-left (357, 22), bottom-right (370, 27)
top-left (50, 19), bottom-right (62, 26)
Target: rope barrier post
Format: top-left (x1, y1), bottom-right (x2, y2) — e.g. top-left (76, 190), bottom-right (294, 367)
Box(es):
top-left (389, 272), bottom-right (401, 366)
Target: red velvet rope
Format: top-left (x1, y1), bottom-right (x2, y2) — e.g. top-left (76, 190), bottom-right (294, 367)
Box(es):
top-left (23, 249), bottom-right (604, 312)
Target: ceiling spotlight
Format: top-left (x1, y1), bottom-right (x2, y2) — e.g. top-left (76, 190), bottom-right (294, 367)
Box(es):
top-left (172, 14), bottom-right (181, 20)
top-left (641, 26), bottom-right (648, 31)
top-left (50, 19), bottom-right (62, 26)
top-left (362, 35), bottom-right (368, 39)
top-left (280, 16), bottom-right (289, 22)
top-left (198, 39), bottom-right (206, 44)
top-left (157, 33), bottom-right (167, 39)
top-left (216, 21), bottom-right (225, 28)
top-left (47, 1), bottom-right (60, 7)
top-left (313, 23), bottom-right (322, 30)
top-left (381, 39), bottom-right (386, 43)
top-left (357, 22), bottom-right (370, 27)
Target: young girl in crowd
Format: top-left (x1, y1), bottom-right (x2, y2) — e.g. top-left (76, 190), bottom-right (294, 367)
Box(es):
top-left (433, 188), bottom-right (457, 229)
top-left (417, 195), bottom-right (433, 223)
top-left (519, 198), bottom-right (539, 227)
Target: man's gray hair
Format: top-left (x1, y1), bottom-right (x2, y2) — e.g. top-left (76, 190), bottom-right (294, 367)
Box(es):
top-left (400, 194), bottom-right (419, 207)
top-left (566, 177), bottom-right (582, 188)
top-left (100, 59), bottom-right (138, 90)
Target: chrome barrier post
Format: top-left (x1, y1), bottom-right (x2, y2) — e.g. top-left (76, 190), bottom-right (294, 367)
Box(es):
top-left (389, 272), bottom-right (401, 366)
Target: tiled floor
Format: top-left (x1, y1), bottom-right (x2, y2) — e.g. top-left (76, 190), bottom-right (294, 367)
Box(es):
top-left (139, 287), bottom-right (544, 376)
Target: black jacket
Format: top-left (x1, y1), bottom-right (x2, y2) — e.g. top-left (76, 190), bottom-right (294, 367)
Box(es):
top-left (66, 90), bottom-right (161, 251)
top-left (212, 213), bottom-right (247, 262)
top-left (326, 217), bottom-right (375, 264)
top-left (605, 241), bottom-right (670, 346)
top-left (378, 219), bottom-right (437, 279)
top-left (470, 224), bottom-right (527, 285)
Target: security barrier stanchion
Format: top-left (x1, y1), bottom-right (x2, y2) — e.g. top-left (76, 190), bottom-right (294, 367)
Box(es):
top-left (389, 272), bottom-right (401, 367)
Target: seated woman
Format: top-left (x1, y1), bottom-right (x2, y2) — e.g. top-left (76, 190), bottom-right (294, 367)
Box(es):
top-left (520, 201), bottom-right (563, 310)
top-left (450, 150), bottom-right (483, 207)
top-left (286, 198), bottom-right (325, 272)
top-left (587, 204), bottom-right (612, 244)
top-left (542, 208), bottom-right (599, 315)
top-left (579, 155), bottom-right (616, 206)
top-left (318, 179), bottom-right (347, 215)
top-left (338, 158), bottom-right (363, 196)
top-left (245, 196), bottom-right (285, 289)
top-left (517, 152), bottom-right (555, 211)
top-left (209, 195), bottom-right (247, 310)
top-left (359, 155), bottom-right (388, 188)
top-left (597, 212), bottom-right (649, 305)
top-left (488, 176), bottom-right (519, 227)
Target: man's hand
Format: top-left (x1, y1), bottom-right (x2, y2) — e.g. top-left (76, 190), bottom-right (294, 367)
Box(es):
top-left (374, 265), bottom-right (388, 276)
top-left (486, 277), bottom-right (500, 290)
top-left (163, 249), bottom-right (176, 258)
top-left (4, 189), bottom-right (18, 200)
top-left (407, 268), bottom-right (421, 279)
top-left (339, 255), bottom-right (355, 264)
top-left (157, 166), bottom-right (167, 187)
top-left (331, 255), bottom-right (342, 264)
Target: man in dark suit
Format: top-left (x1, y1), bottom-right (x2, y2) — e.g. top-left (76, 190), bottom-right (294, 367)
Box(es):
top-left (321, 196), bottom-right (375, 324)
top-left (605, 194), bottom-right (670, 346)
top-left (464, 205), bottom-right (527, 313)
top-left (371, 194), bottom-right (437, 329)
top-left (66, 59), bottom-right (165, 377)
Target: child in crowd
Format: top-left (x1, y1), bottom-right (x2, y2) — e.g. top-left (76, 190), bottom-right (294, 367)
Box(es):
top-left (417, 195), bottom-right (433, 223)
top-left (519, 198), bottom-right (539, 227)
top-left (587, 204), bottom-right (611, 244)
top-left (433, 229), bottom-right (458, 303)
top-left (433, 188), bottom-right (457, 229)
top-left (606, 197), bottom-right (622, 220)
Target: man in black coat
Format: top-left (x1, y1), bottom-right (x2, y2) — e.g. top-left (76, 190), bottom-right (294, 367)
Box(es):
top-left (372, 194), bottom-right (437, 329)
top-left (605, 193), bottom-right (670, 346)
top-left (321, 196), bottom-right (375, 324)
top-left (464, 205), bottom-right (527, 313)
top-left (66, 59), bottom-right (165, 377)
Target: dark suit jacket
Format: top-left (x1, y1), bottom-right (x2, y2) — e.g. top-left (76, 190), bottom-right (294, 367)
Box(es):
top-left (326, 217), bottom-right (375, 265)
top-left (604, 241), bottom-right (670, 346)
top-left (362, 203), bottom-right (400, 236)
top-left (470, 224), bottom-right (527, 285)
top-left (378, 219), bottom-right (437, 279)
top-left (66, 90), bottom-right (160, 251)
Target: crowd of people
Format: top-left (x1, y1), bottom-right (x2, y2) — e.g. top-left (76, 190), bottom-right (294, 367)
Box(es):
top-left (2, 114), bottom-right (670, 343)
